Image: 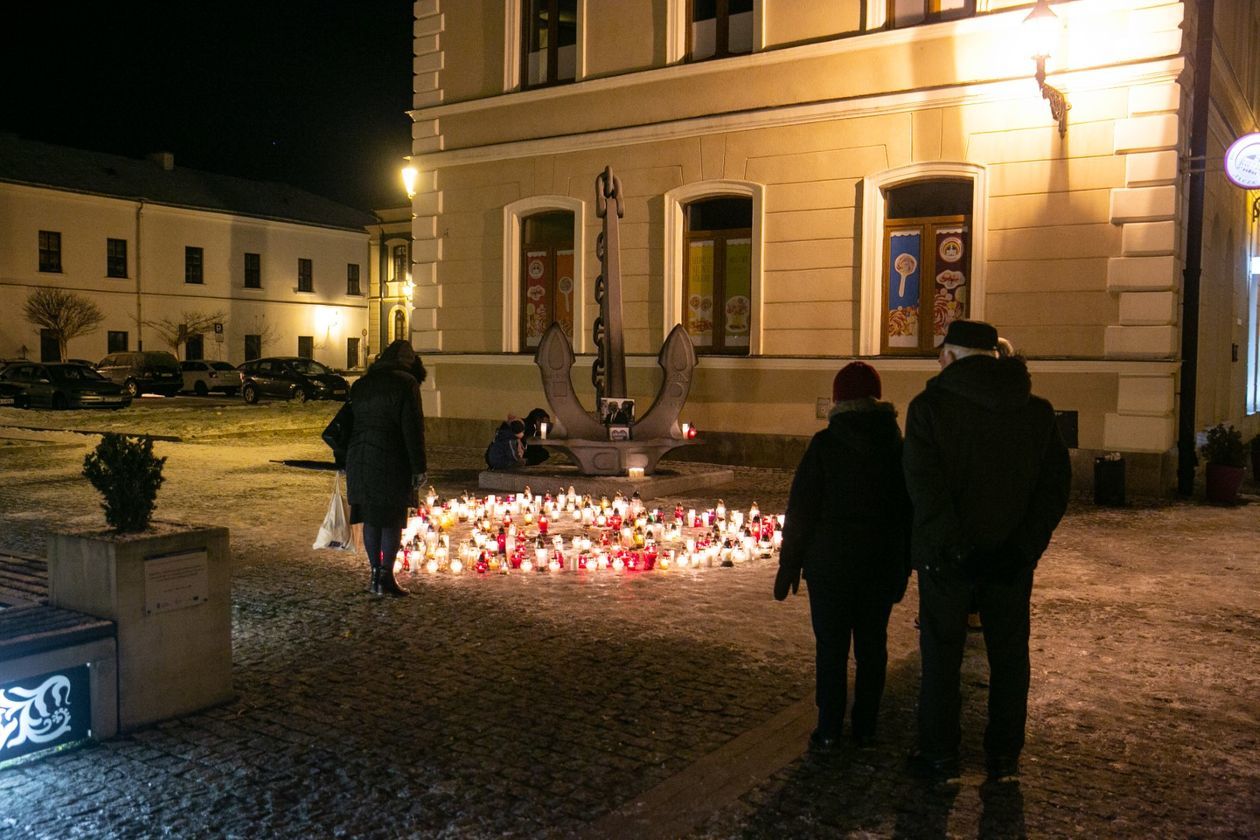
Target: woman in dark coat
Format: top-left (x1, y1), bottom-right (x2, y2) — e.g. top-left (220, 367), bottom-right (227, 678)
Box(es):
top-left (345, 340), bottom-right (427, 597)
top-left (774, 361), bottom-right (912, 750)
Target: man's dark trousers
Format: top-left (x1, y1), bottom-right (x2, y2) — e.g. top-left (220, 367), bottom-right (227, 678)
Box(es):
top-left (917, 565), bottom-right (1034, 760)
top-left (807, 576), bottom-right (894, 737)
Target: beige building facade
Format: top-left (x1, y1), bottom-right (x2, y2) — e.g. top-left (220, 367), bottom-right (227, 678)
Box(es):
top-left (0, 138), bottom-right (375, 371)
top-left (407, 0), bottom-right (1260, 492)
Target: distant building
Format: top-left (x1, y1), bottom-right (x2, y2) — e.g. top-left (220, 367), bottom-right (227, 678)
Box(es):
top-left (0, 135), bottom-right (376, 370)
top-left (406, 0), bottom-right (1260, 493)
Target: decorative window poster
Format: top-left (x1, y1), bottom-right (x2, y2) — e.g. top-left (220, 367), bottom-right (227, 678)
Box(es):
top-left (887, 229), bottom-right (922, 347)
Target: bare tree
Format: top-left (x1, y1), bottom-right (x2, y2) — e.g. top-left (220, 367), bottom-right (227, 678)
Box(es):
top-left (23, 287), bottom-right (105, 361)
top-left (249, 315), bottom-right (283, 355)
top-left (143, 310), bottom-right (227, 359)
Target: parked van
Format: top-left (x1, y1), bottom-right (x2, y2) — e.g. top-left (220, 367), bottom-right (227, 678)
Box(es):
top-left (96, 351), bottom-right (183, 397)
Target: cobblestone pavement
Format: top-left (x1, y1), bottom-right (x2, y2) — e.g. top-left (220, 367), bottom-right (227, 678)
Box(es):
top-left (0, 405), bottom-right (1257, 838)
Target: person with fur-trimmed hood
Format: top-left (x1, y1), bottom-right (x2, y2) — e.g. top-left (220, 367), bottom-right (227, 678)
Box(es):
top-left (345, 339), bottom-right (427, 597)
top-left (774, 361), bottom-right (912, 752)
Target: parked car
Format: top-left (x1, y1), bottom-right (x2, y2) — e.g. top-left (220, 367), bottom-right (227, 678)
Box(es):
top-left (179, 360), bottom-right (243, 396)
top-left (0, 362), bottom-right (131, 410)
top-left (238, 357), bottom-right (349, 404)
top-left (96, 351), bottom-right (183, 397)
top-left (0, 380), bottom-right (27, 408)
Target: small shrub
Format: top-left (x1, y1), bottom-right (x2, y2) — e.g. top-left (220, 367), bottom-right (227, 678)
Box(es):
top-left (83, 433), bottom-right (167, 532)
top-left (1199, 423), bottom-right (1246, 468)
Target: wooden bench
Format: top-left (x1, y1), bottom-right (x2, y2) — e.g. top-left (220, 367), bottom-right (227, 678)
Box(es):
top-left (0, 551), bottom-right (48, 607)
top-left (0, 604), bottom-right (118, 763)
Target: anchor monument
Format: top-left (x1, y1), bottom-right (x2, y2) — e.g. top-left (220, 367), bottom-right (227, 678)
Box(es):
top-left (533, 167), bottom-right (698, 475)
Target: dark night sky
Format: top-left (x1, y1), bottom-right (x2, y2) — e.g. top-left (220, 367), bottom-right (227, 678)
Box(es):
top-left (1, 1), bottom-right (415, 212)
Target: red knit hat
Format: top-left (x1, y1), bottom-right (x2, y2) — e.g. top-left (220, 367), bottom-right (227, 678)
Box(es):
top-left (832, 361), bottom-right (882, 402)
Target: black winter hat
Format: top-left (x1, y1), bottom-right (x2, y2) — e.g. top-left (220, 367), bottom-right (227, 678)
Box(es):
top-left (942, 319), bottom-right (999, 350)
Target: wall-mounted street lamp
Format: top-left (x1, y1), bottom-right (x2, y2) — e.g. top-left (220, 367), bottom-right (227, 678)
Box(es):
top-left (402, 274), bottom-right (415, 303)
top-left (1024, 0), bottom-right (1070, 138)
top-left (401, 164), bottom-right (419, 200)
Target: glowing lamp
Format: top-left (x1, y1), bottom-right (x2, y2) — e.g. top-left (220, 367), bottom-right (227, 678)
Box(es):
top-left (1023, 0), bottom-right (1070, 137)
top-left (401, 164), bottom-right (420, 199)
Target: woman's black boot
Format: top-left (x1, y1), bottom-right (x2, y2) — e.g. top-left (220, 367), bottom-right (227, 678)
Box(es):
top-left (367, 566), bottom-right (382, 595)
top-left (377, 566), bottom-right (409, 597)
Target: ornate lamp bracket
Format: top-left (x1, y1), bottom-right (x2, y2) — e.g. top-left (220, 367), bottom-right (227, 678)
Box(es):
top-left (1035, 55), bottom-right (1070, 139)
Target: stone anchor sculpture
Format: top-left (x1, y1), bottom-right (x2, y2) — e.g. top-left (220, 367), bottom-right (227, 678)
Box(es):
top-left (533, 166), bottom-right (697, 476)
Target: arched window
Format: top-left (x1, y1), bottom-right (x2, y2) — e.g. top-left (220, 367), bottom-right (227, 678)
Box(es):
top-left (882, 180), bottom-right (973, 354)
top-left (683, 196), bottom-right (753, 354)
top-left (859, 163), bottom-right (987, 356)
top-left (503, 196), bottom-right (586, 353)
top-left (393, 310), bottom-right (406, 343)
top-left (520, 211), bottom-right (576, 350)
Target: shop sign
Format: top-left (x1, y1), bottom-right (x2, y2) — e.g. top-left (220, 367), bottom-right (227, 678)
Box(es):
top-left (1225, 133), bottom-right (1260, 188)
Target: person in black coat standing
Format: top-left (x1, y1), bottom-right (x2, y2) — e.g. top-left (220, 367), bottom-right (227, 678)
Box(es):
top-left (903, 320), bottom-right (1070, 780)
top-left (775, 362), bottom-right (912, 751)
top-left (346, 339), bottom-right (427, 597)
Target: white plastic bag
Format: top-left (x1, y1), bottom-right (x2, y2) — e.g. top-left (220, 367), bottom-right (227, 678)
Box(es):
top-left (313, 471), bottom-right (354, 551)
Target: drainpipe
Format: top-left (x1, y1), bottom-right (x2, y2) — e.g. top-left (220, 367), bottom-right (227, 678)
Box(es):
top-left (1176, 0), bottom-right (1215, 496)
top-left (378, 229), bottom-right (388, 356)
top-left (135, 199), bottom-right (145, 351)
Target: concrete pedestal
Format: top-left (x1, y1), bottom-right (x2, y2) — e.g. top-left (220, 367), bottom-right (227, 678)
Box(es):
top-left (479, 464), bottom-right (735, 500)
top-left (47, 522), bottom-right (233, 731)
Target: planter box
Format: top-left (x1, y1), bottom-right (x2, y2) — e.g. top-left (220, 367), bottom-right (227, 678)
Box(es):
top-left (47, 522), bottom-right (232, 732)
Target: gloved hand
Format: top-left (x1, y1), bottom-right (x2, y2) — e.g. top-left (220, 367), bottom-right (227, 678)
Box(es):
top-left (773, 564), bottom-right (801, 601)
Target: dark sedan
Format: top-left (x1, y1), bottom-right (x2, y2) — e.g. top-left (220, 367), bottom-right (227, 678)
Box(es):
top-left (0, 362), bottom-right (132, 410)
top-left (0, 380), bottom-right (26, 408)
top-left (238, 357), bottom-right (349, 403)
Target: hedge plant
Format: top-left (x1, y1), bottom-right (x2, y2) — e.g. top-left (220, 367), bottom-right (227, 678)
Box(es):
top-left (83, 433), bottom-right (167, 532)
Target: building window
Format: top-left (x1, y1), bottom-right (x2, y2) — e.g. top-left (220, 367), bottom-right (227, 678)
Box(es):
top-left (185, 334), bottom-right (204, 361)
top-left (690, 0), bottom-right (753, 61)
top-left (881, 180), bottom-right (973, 355)
top-left (39, 329), bottom-right (59, 362)
top-left (522, 0), bottom-right (577, 88)
top-left (347, 263), bottom-right (361, 296)
top-left (244, 334), bottom-right (262, 361)
top-left (244, 253), bottom-right (261, 288)
top-left (520, 211), bottom-right (575, 351)
top-left (297, 258), bottom-right (313, 293)
top-left (107, 238), bottom-right (128, 278)
top-left (107, 330), bottom-right (129, 353)
top-left (185, 246), bottom-right (204, 284)
top-left (39, 231), bottom-right (62, 273)
top-left (683, 197), bottom-right (752, 355)
top-left (297, 336), bottom-right (313, 358)
top-left (887, 0), bottom-right (974, 28)
top-left (393, 310), bottom-right (406, 342)
top-left (1249, 271), bottom-right (1260, 414)
top-left (391, 245), bottom-right (408, 282)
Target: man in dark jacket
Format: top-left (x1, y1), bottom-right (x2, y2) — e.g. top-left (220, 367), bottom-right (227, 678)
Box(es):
top-left (346, 340), bottom-right (427, 597)
top-left (775, 362), bottom-right (912, 751)
top-left (903, 320), bottom-right (1070, 780)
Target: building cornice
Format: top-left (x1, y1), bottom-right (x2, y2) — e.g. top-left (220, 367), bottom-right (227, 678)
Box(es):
top-left (413, 0), bottom-right (1172, 121)
top-left (416, 57), bottom-right (1185, 169)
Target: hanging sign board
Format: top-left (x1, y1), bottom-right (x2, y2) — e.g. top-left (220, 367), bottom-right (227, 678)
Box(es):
top-left (1225, 133), bottom-right (1260, 188)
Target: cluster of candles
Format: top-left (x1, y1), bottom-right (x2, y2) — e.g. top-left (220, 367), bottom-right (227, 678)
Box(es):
top-left (392, 486), bottom-right (783, 576)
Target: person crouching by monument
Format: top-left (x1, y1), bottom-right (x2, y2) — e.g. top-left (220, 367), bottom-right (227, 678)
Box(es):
top-left (346, 339), bottom-right (427, 597)
top-left (903, 319), bottom-right (1070, 780)
top-left (774, 361), bottom-right (912, 751)
top-left (485, 417), bottom-right (526, 470)
top-left (522, 407), bottom-right (552, 466)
